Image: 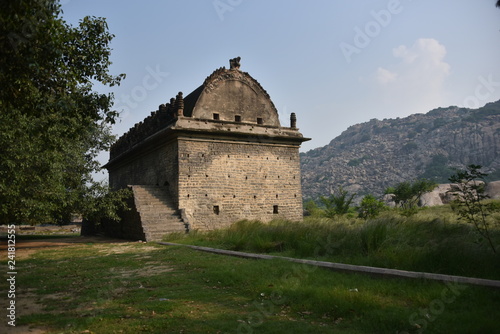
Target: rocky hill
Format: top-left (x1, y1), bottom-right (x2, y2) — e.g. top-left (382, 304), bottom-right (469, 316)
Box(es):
top-left (300, 100), bottom-right (500, 201)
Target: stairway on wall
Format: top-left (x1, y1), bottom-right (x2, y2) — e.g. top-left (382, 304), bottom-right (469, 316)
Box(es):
top-left (130, 185), bottom-right (187, 241)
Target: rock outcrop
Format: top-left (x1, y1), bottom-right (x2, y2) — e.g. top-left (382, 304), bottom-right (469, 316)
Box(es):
top-left (401, 180), bottom-right (500, 207)
top-left (419, 184), bottom-right (457, 207)
top-left (485, 181), bottom-right (500, 199)
top-left (301, 101), bottom-right (500, 200)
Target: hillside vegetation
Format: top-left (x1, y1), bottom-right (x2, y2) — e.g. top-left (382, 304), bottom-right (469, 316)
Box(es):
top-left (301, 100), bottom-right (500, 200)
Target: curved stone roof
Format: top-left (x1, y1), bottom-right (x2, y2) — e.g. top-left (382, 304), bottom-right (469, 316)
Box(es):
top-left (182, 63), bottom-right (280, 126)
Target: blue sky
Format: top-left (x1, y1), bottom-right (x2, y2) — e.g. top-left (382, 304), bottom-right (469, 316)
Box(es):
top-left (61, 0), bottom-right (500, 162)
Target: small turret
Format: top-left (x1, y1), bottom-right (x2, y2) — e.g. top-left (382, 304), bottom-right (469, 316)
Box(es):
top-left (175, 92), bottom-right (184, 117)
top-left (290, 112), bottom-right (297, 129)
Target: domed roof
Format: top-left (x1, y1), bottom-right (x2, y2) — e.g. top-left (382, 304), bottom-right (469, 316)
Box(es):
top-left (182, 57), bottom-right (281, 127)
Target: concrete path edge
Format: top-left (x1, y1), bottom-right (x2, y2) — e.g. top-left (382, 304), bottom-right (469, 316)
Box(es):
top-left (157, 241), bottom-right (500, 288)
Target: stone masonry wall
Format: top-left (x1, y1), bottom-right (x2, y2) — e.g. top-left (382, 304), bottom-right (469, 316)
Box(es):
top-left (177, 138), bottom-right (303, 230)
top-left (108, 140), bottom-right (179, 204)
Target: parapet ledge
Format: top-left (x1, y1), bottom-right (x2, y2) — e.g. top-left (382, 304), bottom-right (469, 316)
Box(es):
top-left (173, 117), bottom-right (310, 141)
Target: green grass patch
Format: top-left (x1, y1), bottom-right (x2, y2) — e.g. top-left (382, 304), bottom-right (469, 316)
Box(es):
top-left (6, 205), bottom-right (500, 333)
top-left (5, 240), bottom-right (500, 333)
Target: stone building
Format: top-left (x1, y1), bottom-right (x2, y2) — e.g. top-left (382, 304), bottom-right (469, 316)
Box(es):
top-left (104, 58), bottom-right (310, 240)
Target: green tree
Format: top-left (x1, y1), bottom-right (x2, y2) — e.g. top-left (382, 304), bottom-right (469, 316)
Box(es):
top-left (304, 199), bottom-right (322, 217)
top-left (448, 164), bottom-right (497, 253)
top-left (320, 187), bottom-right (356, 218)
top-left (358, 195), bottom-right (387, 219)
top-left (385, 179), bottom-right (437, 213)
top-left (0, 0), bottom-right (127, 225)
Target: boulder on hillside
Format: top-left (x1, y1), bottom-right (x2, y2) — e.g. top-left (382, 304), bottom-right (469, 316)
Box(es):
top-left (485, 180), bottom-right (500, 199)
top-left (418, 181), bottom-right (500, 207)
top-left (419, 183), bottom-right (463, 207)
top-left (419, 184), bottom-right (450, 207)
top-left (382, 194), bottom-right (396, 207)
top-left (378, 180), bottom-right (500, 209)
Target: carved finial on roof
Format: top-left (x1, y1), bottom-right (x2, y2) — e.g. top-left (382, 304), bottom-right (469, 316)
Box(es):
top-left (166, 98), bottom-right (175, 115)
top-left (175, 92), bottom-right (184, 117)
top-left (229, 57), bottom-right (241, 70)
top-left (290, 112), bottom-right (297, 129)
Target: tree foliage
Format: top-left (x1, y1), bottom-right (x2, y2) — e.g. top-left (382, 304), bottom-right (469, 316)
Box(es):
top-left (448, 164), bottom-right (497, 253)
top-left (320, 186), bottom-right (356, 217)
top-left (385, 179), bottom-right (437, 212)
top-left (358, 195), bottom-right (387, 219)
top-left (304, 199), bottom-right (322, 217)
top-left (0, 0), bottom-right (127, 224)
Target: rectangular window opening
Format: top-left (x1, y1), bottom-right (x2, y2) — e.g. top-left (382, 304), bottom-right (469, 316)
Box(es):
top-left (257, 117), bottom-right (263, 125)
top-left (213, 113), bottom-right (220, 120)
top-left (213, 205), bottom-right (220, 215)
top-left (235, 115), bottom-right (242, 122)
top-left (273, 205), bottom-right (279, 214)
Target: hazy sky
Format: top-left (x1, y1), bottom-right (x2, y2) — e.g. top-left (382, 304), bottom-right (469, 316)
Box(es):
top-left (61, 0), bottom-right (500, 159)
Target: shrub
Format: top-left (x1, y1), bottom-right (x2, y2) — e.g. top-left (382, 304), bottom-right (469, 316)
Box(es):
top-left (385, 179), bottom-right (437, 215)
top-left (304, 199), bottom-right (323, 217)
top-left (319, 187), bottom-right (356, 218)
top-left (358, 195), bottom-right (387, 219)
top-left (448, 164), bottom-right (498, 253)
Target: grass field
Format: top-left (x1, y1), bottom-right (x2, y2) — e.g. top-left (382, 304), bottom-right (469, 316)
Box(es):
top-left (165, 207), bottom-right (500, 281)
top-left (1, 220), bottom-right (499, 333)
top-left (2, 205), bottom-right (500, 333)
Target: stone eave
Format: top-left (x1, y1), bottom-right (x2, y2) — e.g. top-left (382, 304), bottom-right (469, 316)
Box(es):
top-left (104, 117), bottom-right (310, 170)
top-left (173, 128), bottom-right (310, 147)
top-left (172, 117), bottom-right (309, 142)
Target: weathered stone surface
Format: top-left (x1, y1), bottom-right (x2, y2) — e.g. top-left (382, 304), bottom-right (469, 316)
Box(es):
top-left (191, 67), bottom-right (280, 126)
top-left (485, 181), bottom-right (500, 199)
top-left (134, 185), bottom-right (186, 239)
top-left (382, 194), bottom-right (396, 207)
top-left (384, 181), bottom-right (500, 208)
top-left (177, 139), bottom-right (303, 229)
top-left (105, 58), bottom-right (310, 238)
top-left (419, 184), bottom-right (454, 207)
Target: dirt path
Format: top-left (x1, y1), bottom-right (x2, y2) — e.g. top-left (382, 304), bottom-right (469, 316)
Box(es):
top-left (2, 235), bottom-right (125, 252)
top-left (1, 235), bottom-right (128, 260)
top-left (0, 235), bottom-right (130, 334)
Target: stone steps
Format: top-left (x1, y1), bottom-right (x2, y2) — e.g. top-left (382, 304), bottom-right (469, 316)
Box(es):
top-left (130, 185), bottom-right (187, 241)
